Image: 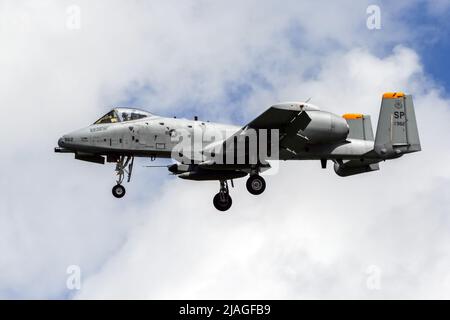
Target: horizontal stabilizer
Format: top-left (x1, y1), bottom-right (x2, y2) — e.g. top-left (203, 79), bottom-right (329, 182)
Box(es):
top-left (342, 114), bottom-right (374, 141)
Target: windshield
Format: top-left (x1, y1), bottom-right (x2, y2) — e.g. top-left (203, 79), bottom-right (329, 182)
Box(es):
top-left (94, 110), bottom-right (119, 124)
top-left (93, 108), bottom-right (153, 125)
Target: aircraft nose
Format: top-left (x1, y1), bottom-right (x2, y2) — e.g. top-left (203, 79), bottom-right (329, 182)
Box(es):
top-left (58, 137), bottom-right (65, 147)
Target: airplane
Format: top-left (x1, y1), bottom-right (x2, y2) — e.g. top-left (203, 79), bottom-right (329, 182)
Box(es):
top-left (55, 92), bottom-right (421, 211)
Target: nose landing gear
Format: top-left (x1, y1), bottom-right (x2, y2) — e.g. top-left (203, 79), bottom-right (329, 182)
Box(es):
top-left (112, 184), bottom-right (126, 198)
top-left (112, 156), bottom-right (134, 199)
top-left (213, 180), bottom-right (233, 212)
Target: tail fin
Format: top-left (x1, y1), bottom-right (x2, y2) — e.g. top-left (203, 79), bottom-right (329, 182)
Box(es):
top-left (374, 92), bottom-right (421, 158)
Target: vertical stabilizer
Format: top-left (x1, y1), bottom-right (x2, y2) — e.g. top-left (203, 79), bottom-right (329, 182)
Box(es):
top-left (374, 92), bottom-right (421, 158)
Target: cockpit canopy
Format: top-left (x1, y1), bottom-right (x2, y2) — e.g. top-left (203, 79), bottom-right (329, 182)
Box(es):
top-left (93, 108), bottom-right (153, 125)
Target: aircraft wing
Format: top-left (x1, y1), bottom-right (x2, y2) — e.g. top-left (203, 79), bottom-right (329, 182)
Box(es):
top-left (203, 103), bottom-right (312, 164)
top-left (245, 105), bottom-right (311, 131)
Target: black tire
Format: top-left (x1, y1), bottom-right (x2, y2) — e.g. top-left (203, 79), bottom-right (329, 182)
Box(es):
top-left (246, 175), bottom-right (266, 195)
top-left (112, 184), bottom-right (126, 198)
top-left (213, 193), bottom-right (232, 212)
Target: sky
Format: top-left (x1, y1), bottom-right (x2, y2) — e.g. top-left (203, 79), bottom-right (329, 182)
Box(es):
top-left (0, 0), bottom-right (450, 299)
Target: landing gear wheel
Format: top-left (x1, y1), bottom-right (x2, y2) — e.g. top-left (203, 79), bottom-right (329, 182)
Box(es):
top-left (112, 184), bottom-right (126, 198)
top-left (213, 193), bottom-right (232, 211)
top-left (246, 175), bottom-right (266, 195)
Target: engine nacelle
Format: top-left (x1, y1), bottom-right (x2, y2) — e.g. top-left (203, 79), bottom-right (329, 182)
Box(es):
top-left (303, 111), bottom-right (350, 143)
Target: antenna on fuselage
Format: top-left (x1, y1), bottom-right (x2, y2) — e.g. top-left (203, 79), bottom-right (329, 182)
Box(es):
top-left (305, 97), bottom-right (312, 103)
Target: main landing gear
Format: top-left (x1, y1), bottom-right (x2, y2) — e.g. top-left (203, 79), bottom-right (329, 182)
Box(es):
top-left (212, 174), bottom-right (266, 212)
top-left (213, 180), bottom-right (233, 212)
top-left (246, 175), bottom-right (266, 195)
top-left (112, 156), bottom-right (134, 199)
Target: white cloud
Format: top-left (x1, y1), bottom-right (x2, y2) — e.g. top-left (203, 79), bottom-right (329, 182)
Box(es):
top-left (0, 0), bottom-right (449, 299)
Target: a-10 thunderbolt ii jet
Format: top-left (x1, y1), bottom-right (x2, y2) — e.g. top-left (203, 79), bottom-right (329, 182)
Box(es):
top-left (56, 92), bottom-right (421, 211)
